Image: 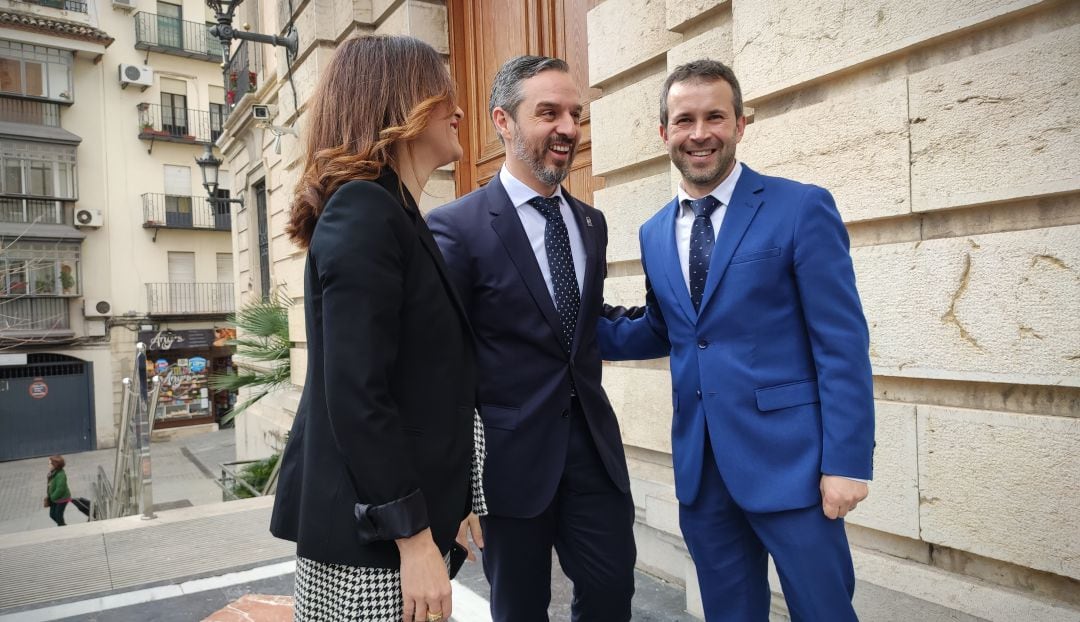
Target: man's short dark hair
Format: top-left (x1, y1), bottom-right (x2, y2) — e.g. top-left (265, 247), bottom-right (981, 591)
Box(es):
top-left (489, 55), bottom-right (570, 128)
top-left (660, 59), bottom-right (744, 126)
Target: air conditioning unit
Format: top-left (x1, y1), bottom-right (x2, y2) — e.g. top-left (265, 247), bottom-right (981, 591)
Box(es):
top-left (75, 208), bottom-right (104, 227)
top-left (119, 64), bottom-right (153, 90)
top-left (84, 300), bottom-right (112, 318)
top-left (111, 0), bottom-right (135, 10)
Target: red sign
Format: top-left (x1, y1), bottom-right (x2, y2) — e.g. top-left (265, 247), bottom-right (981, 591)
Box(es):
top-left (28, 377), bottom-right (48, 400)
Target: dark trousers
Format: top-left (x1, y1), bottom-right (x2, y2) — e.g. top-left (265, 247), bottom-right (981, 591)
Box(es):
top-left (48, 501), bottom-right (67, 526)
top-left (481, 400), bottom-right (636, 622)
top-left (680, 438), bottom-right (857, 622)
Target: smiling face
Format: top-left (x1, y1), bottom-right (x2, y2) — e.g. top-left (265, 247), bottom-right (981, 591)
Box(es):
top-left (494, 69), bottom-right (582, 194)
top-left (660, 78), bottom-right (746, 198)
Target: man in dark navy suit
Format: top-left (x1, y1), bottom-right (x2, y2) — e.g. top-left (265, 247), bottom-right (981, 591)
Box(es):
top-left (427, 56), bottom-right (636, 622)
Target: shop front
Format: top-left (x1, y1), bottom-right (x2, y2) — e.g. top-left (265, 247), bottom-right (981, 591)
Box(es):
top-left (138, 327), bottom-right (236, 428)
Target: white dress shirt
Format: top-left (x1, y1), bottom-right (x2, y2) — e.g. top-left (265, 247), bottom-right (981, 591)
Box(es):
top-left (500, 165), bottom-right (586, 301)
top-left (675, 161), bottom-right (743, 291)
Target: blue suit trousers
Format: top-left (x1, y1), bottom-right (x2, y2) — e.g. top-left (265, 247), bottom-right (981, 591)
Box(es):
top-left (681, 437), bottom-right (858, 621)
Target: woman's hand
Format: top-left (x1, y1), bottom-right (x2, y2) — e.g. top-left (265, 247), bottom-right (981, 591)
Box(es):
top-left (455, 512), bottom-right (484, 561)
top-left (396, 528), bottom-right (452, 622)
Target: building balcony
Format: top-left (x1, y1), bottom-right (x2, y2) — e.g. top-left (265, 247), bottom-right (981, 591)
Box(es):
top-left (0, 197), bottom-right (65, 225)
top-left (224, 39), bottom-right (259, 114)
top-left (0, 297), bottom-right (72, 338)
top-left (134, 12), bottom-right (223, 62)
top-left (138, 103), bottom-right (219, 145)
top-left (9, 0), bottom-right (88, 13)
top-left (142, 193), bottom-right (230, 231)
top-left (146, 282), bottom-right (234, 317)
top-left (0, 98), bottom-right (62, 125)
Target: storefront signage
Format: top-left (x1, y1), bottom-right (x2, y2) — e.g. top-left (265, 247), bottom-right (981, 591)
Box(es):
top-left (28, 377), bottom-right (48, 399)
top-left (139, 329), bottom-right (216, 351)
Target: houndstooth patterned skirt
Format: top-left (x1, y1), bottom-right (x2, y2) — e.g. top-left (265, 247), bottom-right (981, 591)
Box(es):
top-left (294, 411), bottom-right (486, 621)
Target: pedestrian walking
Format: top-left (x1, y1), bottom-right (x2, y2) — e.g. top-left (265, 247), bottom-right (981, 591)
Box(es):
top-left (45, 455), bottom-right (71, 527)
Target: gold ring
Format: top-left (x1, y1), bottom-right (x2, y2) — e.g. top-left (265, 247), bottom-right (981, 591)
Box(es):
top-left (426, 612), bottom-right (443, 622)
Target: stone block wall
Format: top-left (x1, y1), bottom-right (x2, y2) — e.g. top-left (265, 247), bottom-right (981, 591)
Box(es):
top-left (589, 0), bottom-right (1080, 618)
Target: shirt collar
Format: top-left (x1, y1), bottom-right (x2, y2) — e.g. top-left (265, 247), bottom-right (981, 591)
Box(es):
top-left (676, 161), bottom-right (743, 213)
top-left (500, 165), bottom-right (565, 209)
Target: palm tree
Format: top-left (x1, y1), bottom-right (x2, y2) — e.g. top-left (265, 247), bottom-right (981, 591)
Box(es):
top-left (210, 292), bottom-right (291, 425)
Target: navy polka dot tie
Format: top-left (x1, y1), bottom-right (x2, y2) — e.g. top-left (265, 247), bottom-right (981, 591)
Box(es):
top-left (686, 195), bottom-right (721, 311)
top-left (529, 196), bottom-right (580, 352)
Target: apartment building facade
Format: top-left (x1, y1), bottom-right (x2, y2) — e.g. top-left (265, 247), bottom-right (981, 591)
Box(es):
top-left (0, 0), bottom-right (236, 461)
top-left (217, 0), bottom-right (1078, 619)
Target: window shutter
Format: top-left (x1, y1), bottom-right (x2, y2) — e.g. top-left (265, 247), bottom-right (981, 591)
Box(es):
top-left (163, 165), bottom-right (191, 196)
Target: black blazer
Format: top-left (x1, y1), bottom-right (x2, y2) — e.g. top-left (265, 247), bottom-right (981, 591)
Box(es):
top-left (426, 175), bottom-right (630, 518)
top-left (270, 171), bottom-right (476, 568)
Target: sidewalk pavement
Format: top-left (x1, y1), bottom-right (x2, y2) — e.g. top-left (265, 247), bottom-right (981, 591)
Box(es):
top-left (0, 429), bottom-right (1067, 621)
top-left (0, 496), bottom-right (698, 621)
top-left (0, 429), bottom-right (235, 536)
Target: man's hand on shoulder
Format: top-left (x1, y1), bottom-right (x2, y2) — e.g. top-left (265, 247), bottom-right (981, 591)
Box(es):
top-left (819, 475), bottom-right (868, 520)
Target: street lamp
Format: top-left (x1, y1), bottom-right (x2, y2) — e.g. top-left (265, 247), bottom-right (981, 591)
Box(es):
top-left (205, 0), bottom-right (298, 65)
top-left (195, 145), bottom-right (243, 206)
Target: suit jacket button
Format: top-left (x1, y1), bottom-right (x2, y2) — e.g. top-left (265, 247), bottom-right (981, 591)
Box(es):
top-left (696, 390), bottom-right (702, 399)
top-left (698, 340), bottom-right (708, 349)
top-left (561, 409), bottom-right (569, 418)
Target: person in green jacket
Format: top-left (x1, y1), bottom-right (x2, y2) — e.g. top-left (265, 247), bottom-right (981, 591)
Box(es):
top-left (45, 455), bottom-right (71, 527)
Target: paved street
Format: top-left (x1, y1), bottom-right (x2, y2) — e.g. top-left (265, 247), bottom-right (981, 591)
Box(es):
top-left (0, 429), bottom-right (235, 536)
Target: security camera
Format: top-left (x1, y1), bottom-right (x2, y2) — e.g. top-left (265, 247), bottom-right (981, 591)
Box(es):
top-left (252, 105), bottom-right (271, 120)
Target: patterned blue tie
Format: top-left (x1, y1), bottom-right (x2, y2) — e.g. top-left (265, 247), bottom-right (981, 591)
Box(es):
top-left (529, 195), bottom-right (580, 352)
top-left (686, 195), bottom-right (721, 311)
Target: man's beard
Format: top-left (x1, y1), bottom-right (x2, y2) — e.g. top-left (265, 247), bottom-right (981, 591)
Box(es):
top-left (671, 137), bottom-right (737, 189)
top-left (511, 130), bottom-right (576, 187)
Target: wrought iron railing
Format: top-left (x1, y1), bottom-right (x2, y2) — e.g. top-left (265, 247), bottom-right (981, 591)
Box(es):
top-left (0, 297), bottom-right (69, 331)
top-left (141, 193), bottom-right (231, 230)
top-left (146, 282), bottom-right (234, 315)
top-left (0, 197), bottom-right (64, 224)
top-left (0, 98), bottom-right (61, 126)
top-left (134, 12), bottom-right (223, 61)
top-left (11, 0), bottom-right (88, 12)
top-left (225, 39), bottom-right (260, 111)
top-left (137, 103), bottom-right (214, 144)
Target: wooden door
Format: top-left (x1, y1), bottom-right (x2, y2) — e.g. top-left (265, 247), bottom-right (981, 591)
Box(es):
top-left (448, 0), bottom-right (604, 204)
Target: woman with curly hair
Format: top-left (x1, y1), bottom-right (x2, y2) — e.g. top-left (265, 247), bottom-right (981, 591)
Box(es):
top-left (269, 35), bottom-right (484, 622)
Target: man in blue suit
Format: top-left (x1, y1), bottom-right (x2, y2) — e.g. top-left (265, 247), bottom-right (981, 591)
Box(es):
top-left (599, 60), bottom-right (875, 621)
top-left (427, 56), bottom-right (636, 621)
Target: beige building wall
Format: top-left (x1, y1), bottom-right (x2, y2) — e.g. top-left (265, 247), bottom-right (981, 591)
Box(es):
top-left (589, 0), bottom-right (1079, 619)
top-left (0, 0), bottom-right (232, 448)
top-left (218, 0), bottom-right (452, 461)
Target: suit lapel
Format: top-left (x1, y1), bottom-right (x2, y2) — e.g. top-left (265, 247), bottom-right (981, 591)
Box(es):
top-left (486, 177), bottom-right (565, 343)
top-left (658, 197), bottom-right (697, 323)
top-left (698, 167), bottom-right (764, 313)
top-left (566, 192), bottom-right (597, 358)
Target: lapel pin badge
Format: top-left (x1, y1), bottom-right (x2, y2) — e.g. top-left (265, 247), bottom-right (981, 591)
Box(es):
top-left (585, 216), bottom-right (593, 227)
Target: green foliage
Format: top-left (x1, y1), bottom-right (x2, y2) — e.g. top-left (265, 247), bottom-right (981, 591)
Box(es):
top-left (231, 453), bottom-right (280, 499)
top-left (210, 292), bottom-right (292, 424)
